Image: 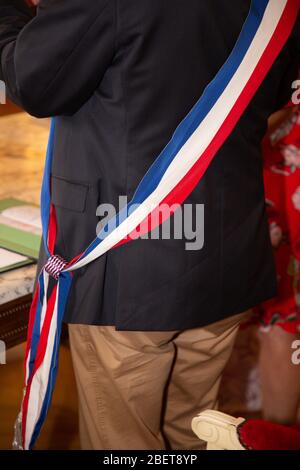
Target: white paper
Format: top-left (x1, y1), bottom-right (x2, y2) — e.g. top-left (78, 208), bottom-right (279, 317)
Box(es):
top-left (0, 214), bottom-right (42, 235)
top-left (0, 247), bottom-right (28, 269)
top-left (2, 205), bottom-right (42, 231)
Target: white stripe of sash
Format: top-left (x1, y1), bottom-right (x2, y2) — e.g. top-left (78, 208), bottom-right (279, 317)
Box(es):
top-left (66, 0), bottom-right (287, 272)
top-left (25, 281), bottom-right (60, 450)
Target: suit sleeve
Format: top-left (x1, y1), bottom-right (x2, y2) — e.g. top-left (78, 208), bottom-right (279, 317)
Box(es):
top-left (0, 0), bottom-right (115, 117)
top-left (274, 15), bottom-right (300, 110)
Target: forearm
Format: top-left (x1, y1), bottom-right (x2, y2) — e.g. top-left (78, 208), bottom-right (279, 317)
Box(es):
top-left (0, 1), bottom-right (35, 62)
top-left (0, 0), bottom-right (114, 117)
top-left (0, 0), bottom-right (35, 105)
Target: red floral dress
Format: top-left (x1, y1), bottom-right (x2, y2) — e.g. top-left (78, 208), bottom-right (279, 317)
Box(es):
top-left (257, 108), bottom-right (300, 334)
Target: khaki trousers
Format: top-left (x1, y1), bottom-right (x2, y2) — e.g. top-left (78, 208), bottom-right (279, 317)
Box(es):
top-left (68, 312), bottom-right (247, 450)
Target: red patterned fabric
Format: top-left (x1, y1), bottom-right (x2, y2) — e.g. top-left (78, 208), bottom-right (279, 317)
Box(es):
top-left (239, 419), bottom-right (300, 450)
top-left (257, 108), bottom-right (300, 334)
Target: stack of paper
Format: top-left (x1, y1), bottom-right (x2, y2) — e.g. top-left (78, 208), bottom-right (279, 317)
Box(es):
top-left (0, 247), bottom-right (32, 273)
top-left (0, 198), bottom-right (42, 265)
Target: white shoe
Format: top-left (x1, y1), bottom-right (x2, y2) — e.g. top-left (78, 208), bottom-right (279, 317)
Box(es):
top-left (191, 410), bottom-right (246, 450)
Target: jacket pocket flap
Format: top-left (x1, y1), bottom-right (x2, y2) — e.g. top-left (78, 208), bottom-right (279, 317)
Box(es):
top-left (51, 176), bottom-right (89, 213)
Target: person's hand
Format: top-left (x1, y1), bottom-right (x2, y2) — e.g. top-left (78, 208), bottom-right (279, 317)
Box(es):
top-left (27, 0), bottom-right (40, 6)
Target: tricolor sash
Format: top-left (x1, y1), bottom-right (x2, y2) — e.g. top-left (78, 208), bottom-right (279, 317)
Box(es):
top-left (13, 0), bottom-right (299, 450)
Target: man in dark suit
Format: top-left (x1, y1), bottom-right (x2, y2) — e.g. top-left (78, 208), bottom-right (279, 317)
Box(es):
top-left (0, 0), bottom-right (299, 449)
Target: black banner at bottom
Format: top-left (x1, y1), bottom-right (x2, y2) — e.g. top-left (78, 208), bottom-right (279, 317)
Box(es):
top-left (0, 449), bottom-right (299, 466)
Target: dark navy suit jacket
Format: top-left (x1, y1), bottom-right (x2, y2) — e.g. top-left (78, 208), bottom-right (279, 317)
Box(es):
top-left (0, 0), bottom-right (299, 330)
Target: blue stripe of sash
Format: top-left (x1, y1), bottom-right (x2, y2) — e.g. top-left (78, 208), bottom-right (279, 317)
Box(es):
top-left (83, 0), bottom-right (269, 256)
top-left (28, 271), bottom-right (45, 379)
top-left (40, 0), bottom-right (269, 260)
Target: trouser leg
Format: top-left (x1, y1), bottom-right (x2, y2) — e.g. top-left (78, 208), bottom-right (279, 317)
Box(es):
top-left (162, 313), bottom-right (248, 450)
top-left (68, 324), bottom-right (178, 450)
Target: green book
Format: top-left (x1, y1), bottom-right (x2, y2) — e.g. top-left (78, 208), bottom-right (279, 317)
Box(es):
top-left (0, 198), bottom-right (41, 260)
top-left (0, 198), bottom-right (32, 212)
